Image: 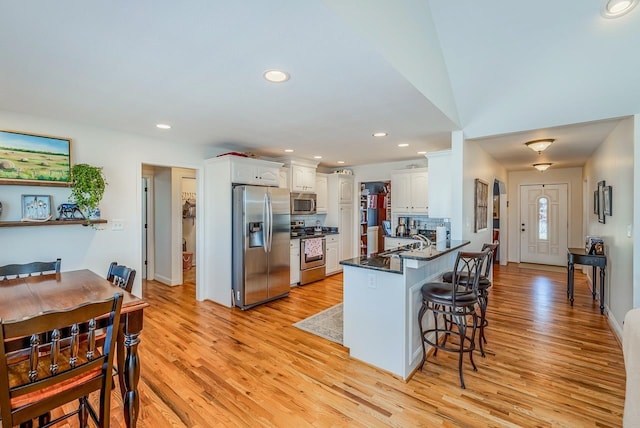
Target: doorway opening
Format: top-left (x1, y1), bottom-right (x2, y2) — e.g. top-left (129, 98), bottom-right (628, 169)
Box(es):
top-left (141, 164), bottom-right (197, 293)
top-left (359, 181), bottom-right (390, 256)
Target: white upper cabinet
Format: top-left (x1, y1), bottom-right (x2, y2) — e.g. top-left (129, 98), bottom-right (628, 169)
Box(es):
top-left (230, 157), bottom-right (281, 186)
top-left (278, 167), bottom-right (289, 189)
top-left (426, 150), bottom-right (452, 218)
top-left (339, 176), bottom-right (353, 203)
top-left (285, 160), bottom-right (318, 193)
top-left (315, 173), bottom-right (328, 213)
top-left (391, 168), bottom-right (428, 214)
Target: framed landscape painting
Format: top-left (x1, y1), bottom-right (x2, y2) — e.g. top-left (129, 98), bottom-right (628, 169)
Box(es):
top-left (0, 129), bottom-right (71, 186)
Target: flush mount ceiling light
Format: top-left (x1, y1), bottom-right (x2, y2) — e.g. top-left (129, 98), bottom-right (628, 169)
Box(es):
top-left (602, 0), bottom-right (638, 17)
top-left (284, 149), bottom-right (294, 153)
top-left (337, 160), bottom-right (345, 164)
top-left (398, 143), bottom-right (409, 147)
top-left (263, 69), bottom-right (290, 83)
top-left (313, 155), bottom-right (322, 159)
top-left (156, 123), bottom-right (171, 129)
top-left (533, 163), bottom-right (552, 172)
top-left (417, 151), bottom-right (427, 154)
top-left (525, 138), bottom-right (555, 154)
top-left (372, 132), bottom-right (388, 137)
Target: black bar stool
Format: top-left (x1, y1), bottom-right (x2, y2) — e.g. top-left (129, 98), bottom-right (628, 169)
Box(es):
top-left (418, 249), bottom-right (491, 388)
top-left (441, 241), bottom-right (498, 356)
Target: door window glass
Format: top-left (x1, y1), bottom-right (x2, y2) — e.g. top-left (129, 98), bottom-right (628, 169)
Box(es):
top-left (538, 197), bottom-right (548, 240)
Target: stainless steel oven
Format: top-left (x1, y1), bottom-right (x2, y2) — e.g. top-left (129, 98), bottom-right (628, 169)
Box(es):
top-left (300, 236), bottom-right (326, 285)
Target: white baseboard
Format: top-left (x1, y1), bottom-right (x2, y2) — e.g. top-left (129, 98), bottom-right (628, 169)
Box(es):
top-left (154, 273), bottom-right (181, 286)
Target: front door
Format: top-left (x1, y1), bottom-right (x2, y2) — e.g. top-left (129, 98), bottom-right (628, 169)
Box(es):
top-left (520, 184), bottom-right (568, 266)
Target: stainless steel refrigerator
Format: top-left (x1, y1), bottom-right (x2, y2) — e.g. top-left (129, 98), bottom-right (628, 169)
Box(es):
top-left (232, 185), bottom-right (291, 309)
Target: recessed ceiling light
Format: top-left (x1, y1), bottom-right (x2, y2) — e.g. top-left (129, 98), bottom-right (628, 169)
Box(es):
top-left (602, 0), bottom-right (638, 17)
top-left (373, 132), bottom-right (388, 137)
top-left (313, 156), bottom-right (322, 159)
top-left (156, 123), bottom-right (171, 129)
top-left (417, 151), bottom-right (427, 154)
top-left (284, 149), bottom-right (294, 153)
top-left (263, 70), bottom-right (290, 83)
top-left (337, 161), bottom-right (345, 164)
top-left (398, 143), bottom-right (409, 147)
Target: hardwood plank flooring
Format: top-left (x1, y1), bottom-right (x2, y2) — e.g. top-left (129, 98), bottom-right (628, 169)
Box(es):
top-left (55, 263), bottom-right (624, 427)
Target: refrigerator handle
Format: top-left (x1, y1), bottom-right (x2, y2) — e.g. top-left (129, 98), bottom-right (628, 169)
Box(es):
top-left (267, 193), bottom-right (273, 251)
top-left (263, 193), bottom-right (269, 253)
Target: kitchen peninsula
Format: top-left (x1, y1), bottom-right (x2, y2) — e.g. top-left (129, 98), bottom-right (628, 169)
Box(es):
top-left (340, 240), bottom-right (470, 380)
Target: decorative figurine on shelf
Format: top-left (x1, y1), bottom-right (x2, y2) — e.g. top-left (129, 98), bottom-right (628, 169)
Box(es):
top-left (57, 203), bottom-right (85, 220)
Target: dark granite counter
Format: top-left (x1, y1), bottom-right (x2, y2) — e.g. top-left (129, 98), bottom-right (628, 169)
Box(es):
top-left (340, 240), bottom-right (470, 273)
top-left (340, 254), bottom-right (403, 274)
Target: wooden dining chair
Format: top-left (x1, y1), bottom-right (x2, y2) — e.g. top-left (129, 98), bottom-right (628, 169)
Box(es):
top-left (0, 293), bottom-right (123, 428)
top-left (106, 262), bottom-right (136, 293)
top-left (0, 259), bottom-right (61, 280)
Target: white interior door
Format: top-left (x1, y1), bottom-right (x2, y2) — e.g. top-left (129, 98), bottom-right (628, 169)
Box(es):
top-left (520, 184), bottom-right (568, 266)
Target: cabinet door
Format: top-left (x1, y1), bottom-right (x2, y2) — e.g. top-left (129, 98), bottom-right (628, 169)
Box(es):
top-left (339, 177), bottom-right (353, 203)
top-left (291, 165), bottom-right (315, 192)
top-left (256, 166), bottom-right (279, 186)
top-left (391, 172), bottom-right (411, 212)
top-left (339, 204), bottom-right (354, 260)
top-left (290, 240), bottom-right (300, 285)
top-left (326, 239), bottom-right (340, 274)
top-left (279, 167), bottom-right (289, 189)
top-left (231, 163), bottom-right (257, 185)
top-left (303, 167), bottom-right (316, 192)
top-left (410, 172), bottom-right (428, 213)
top-left (315, 174), bottom-right (328, 213)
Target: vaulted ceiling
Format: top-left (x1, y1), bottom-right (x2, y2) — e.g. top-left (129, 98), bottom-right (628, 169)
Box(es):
top-left (1, 1), bottom-right (638, 170)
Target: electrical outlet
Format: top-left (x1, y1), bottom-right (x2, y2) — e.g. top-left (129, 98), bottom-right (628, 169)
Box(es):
top-left (111, 219), bottom-right (125, 231)
top-left (367, 273), bottom-right (376, 289)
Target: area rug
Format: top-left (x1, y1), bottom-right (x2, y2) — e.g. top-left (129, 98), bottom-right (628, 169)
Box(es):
top-left (519, 263), bottom-right (567, 273)
top-left (293, 303), bottom-right (343, 345)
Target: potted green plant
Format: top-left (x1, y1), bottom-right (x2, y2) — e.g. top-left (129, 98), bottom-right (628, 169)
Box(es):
top-left (69, 163), bottom-right (107, 225)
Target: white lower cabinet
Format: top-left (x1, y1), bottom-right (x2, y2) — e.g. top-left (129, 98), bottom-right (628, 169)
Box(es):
top-left (325, 234), bottom-right (340, 275)
top-left (290, 239), bottom-right (300, 285)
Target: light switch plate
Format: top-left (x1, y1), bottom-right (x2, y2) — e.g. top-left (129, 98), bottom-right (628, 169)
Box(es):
top-left (627, 224), bottom-right (632, 238)
top-left (112, 219), bottom-right (125, 231)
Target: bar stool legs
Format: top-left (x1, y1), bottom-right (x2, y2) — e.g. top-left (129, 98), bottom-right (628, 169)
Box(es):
top-left (417, 250), bottom-right (489, 389)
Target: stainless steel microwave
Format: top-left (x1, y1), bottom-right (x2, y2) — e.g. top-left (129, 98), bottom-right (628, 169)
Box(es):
top-left (290, 193), bottom-right (316, 215)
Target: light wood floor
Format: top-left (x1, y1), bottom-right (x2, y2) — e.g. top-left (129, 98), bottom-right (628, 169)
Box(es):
top-left (58, 263), bottom-right (625, 427)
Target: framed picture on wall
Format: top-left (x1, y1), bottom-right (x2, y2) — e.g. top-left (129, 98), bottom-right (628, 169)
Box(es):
top-left (593, 190), bottom-right (599, 215)
top-left (474, 178), bottom-right (488, 232)
top-left (597, 180), bottom-right (606, 224)
top-left (0, 129), bottom-right (71, 186)
top-left (603, 185), bottom-right (612, 216)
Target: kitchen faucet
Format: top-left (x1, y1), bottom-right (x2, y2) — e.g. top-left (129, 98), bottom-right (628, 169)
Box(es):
top-left (410, 233), bottom-right (432, 250)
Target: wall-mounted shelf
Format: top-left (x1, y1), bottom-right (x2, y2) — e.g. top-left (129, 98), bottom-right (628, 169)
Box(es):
top-left (0, 219), bottom-right (107, 228)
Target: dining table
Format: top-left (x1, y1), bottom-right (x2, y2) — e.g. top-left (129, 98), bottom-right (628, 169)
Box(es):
top-left (0, 269), bottom-right (149, 428)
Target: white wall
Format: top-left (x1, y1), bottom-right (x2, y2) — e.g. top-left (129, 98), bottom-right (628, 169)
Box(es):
top-left (460, 139), bottom-right (508, 251)
top-left (583, 117), bottom-right (635, 336)
top-left (506, 167), bottom-right (584, 263)
top-left (0, 109), bottom-right (205, 296)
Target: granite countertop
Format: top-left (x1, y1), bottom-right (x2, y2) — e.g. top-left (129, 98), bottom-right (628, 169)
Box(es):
top-left (340, 240), bottom-right (471, 273)
top-left (290, 227), bottom-right (339, 239)
top-left (397, 240), bottom-right (470, 260)
top-left (340, 254), bottom-right (404, 274)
